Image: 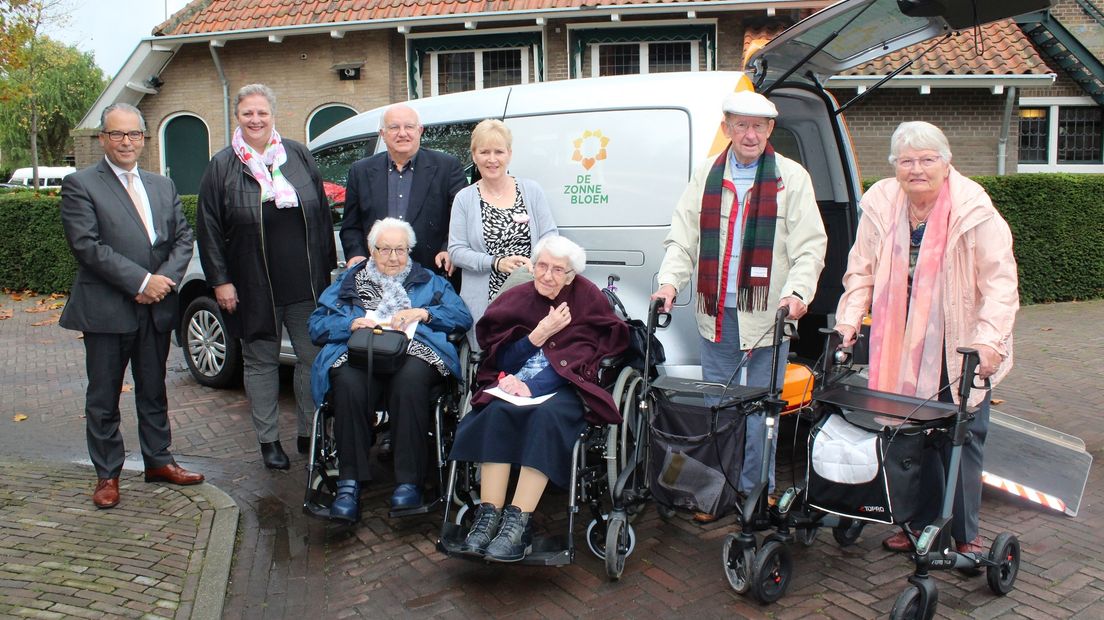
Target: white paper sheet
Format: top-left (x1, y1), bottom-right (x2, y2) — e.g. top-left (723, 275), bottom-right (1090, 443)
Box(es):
top-left (484, 387), bottom-right (555, 407)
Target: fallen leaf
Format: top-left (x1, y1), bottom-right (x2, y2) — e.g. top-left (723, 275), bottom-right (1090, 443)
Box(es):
top-left (25, 300), bottom-right (52, 313)
top-left (121, 383), bottom-right (133, 393)
top-left (30, 313), bottom-right (60, 326)
top-left (22, 289), bottom-right (38, 298)
top-left (10, 294), bottom-right (22, 302)
top-left (0, 308), bottom-right (12, 320)
top-left (13, 414), bottom-right (28, 422)
top-left (990, 398), bottom-right (1004, 405)
top-left (1040, 327), bottom-right (1053, 332)
top-left (48, 292), bottom-right (65, 300)
top-left (49, 301), bottom-right (64, 310)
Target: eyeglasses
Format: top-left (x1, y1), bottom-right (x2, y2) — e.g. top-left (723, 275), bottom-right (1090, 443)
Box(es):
top-left (726, 120), bottom-right (771, 135)
top-left (533, 262), bottom-right (574, 278)
top-left (374, 246), bottom-right (409, 257)
top-left (101, 131), bottom-right (146, 142)
top-left (383, 123), bottom-right (420, 134)
top-left (895, 156), bottom-right (942, 169)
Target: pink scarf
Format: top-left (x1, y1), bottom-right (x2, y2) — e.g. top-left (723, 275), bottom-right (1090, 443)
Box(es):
top-left (868, 180), bottom-right (951, 398)
top-left (231, 126), bottom-right (299, 209)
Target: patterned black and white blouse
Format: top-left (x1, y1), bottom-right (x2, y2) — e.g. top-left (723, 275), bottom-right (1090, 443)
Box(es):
top-left (480, 184), bottom-right (531, 299)
top-left (330, 267), bottom-right (448, 376)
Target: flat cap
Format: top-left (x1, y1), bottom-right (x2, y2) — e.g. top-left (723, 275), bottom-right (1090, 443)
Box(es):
top-left (721, 91), bottom-right (778, 118)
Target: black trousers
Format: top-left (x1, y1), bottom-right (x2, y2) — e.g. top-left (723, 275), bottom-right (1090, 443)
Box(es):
top-left (329, 358), bottom-right (444, 484)
top-left (82, 307), bottom-right (174, 478)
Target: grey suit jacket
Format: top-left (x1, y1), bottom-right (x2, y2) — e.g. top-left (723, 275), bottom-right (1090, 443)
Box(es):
top-left (59, 158), bottom-right (194, 334)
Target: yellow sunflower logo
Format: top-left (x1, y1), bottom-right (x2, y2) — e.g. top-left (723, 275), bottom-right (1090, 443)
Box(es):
top-left (571, 130), bottom-right (609, 171)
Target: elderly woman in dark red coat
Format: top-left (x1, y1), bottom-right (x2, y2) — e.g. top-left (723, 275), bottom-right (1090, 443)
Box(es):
top-left (449, 235), bottom-right (628, 563)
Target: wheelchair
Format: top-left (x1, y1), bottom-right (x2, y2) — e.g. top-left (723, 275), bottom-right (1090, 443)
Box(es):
top-left (302, 330), bottom-right (471, 521)
top-left (435, 289), bottom-right (647, 567)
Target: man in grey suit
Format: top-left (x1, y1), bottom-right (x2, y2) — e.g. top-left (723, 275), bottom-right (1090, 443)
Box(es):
top-left (60, 103), bottom-right (204, 509)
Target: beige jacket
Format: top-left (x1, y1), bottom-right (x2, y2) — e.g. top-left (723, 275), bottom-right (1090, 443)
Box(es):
top-left (835, 169), bottom-right (1019, 405)
top-left (658, 149), bottom-right (827, 348)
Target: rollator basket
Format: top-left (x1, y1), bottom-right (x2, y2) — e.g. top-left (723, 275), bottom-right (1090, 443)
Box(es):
top-left (647, 379), bottom-right (764, 517)
top-left (805, 412), bottom-right (927, 525)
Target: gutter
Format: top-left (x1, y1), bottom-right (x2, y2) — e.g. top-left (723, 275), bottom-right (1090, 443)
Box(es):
top-left (209, 44), bottom-right (231, 148)
top-left (827, 74), bottom-right (1057, 90)
top-left (997, 86), bottom-right (1017, 176)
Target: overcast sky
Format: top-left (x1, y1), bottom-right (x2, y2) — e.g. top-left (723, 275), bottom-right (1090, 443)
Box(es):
top-left (42, 0), bottom-right (192, 77)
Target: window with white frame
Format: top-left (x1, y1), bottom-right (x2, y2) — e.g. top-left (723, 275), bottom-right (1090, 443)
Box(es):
top-left (571, 25), bottom-right (714, 79)
top-left (428, 47), bottom-right (529, 96)
top-left (1018, 97), bottom-right (1104, 171)
top-left (591, 40), bottom-right (696, 76)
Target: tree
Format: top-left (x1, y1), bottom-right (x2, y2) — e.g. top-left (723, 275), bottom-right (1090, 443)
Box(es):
top-left (0, 0), bottom-right (33, 72)
top-left (0, 37), bottom-right (104, 167)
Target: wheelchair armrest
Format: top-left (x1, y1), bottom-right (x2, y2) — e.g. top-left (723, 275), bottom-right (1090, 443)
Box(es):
top-left (599, 354), bottom-right (626, 370)
top-left (446, 329), bottom-right (467, 345)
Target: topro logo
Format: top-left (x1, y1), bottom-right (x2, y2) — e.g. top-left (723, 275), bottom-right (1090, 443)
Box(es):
top-left (859, 505), bottom-right (886, 513)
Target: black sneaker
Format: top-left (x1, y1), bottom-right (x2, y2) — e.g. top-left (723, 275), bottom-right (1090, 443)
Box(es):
top-left (458, 503), bottom-right (501, 557)
top-left (484, 505), bottom-right (532, 562)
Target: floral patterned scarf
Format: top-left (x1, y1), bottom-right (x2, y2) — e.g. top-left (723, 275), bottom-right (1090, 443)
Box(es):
top-left (232, 126), bottom-right (299, 209)
top-left (868, 179), bottom-right (951, 398)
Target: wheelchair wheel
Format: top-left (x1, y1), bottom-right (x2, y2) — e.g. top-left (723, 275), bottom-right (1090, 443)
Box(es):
top-left (585, 514), bottom-right (637, 562)
top-left (750, 540), bottom-right (793, 604)
top-left (607, 367), bottom-right (647, 504)
top-left (721, 533), bottom-right (756, 595)
top-left (604, 513), bottom-right (635, 580)
top-left (832, 518), bottom-right (863, 546)
top-left (986, 533), bottom-right (1020, 595)
top-left (889, 582), bottom-right (938, 620)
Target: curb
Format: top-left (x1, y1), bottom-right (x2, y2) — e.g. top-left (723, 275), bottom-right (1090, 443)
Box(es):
top-left (190, 482), bottom-right (239, 620)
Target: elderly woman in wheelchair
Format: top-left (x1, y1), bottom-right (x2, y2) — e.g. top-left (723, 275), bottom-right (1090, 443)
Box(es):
top-left (448, 235), bottom-right (628, 562)
top-left (309, 217), bottom-right (472, 524)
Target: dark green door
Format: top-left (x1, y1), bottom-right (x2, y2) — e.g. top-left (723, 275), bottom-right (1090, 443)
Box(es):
top-left (308, 106), bottom-right (357, 141)
top-left (164, 115), bottom-right (209, 195)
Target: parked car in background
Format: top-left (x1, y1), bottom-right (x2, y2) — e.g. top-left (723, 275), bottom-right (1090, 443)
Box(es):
top-left (7, 166), bottom-right (76, 189)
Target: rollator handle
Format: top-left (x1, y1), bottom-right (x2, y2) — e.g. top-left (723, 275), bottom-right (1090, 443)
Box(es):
top-left (648, 297), bottom-right (672, 330)
top-left (955, 346), bottom-right (982, 404)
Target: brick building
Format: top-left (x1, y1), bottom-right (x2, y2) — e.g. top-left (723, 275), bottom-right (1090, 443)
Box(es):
top-left (75, 0), bottom-right (1104, 193)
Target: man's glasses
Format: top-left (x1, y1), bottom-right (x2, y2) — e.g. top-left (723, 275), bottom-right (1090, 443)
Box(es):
top-left (533, 262), bottom-right (573, 278)
top-left (726, 120), bottom-right (771, 135)
top-left (375, 246), bottom-right (409, 257)
top-left (101, 131), bottom-right (146, 142)
top-left (895, 156), bottom-right (942, 169)
top-left (383, 123), bottom-right (420, 134)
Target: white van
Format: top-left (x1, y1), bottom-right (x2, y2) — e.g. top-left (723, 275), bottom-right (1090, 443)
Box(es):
top-left (175, 0), bottom-right (1053, 386)
top-left (7, 166), bottom-right (76, 189)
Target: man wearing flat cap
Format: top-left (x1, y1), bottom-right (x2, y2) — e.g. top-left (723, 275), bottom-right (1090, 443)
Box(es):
top-left (652, 90), bottom-right (827, 499)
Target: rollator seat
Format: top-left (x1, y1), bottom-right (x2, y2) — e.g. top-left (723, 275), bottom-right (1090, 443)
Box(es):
top-left (815, 383), bottom-right (960, 423)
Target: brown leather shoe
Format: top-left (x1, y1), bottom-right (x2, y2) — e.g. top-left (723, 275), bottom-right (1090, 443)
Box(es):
top-left (882, 530), bottom-right (917, 552)
top-left (956, 537), bottom-right (985, 555)
top-left (144, 463), bottom-right (204, 485)
top-left (93, 478), bottom-right (119, 509)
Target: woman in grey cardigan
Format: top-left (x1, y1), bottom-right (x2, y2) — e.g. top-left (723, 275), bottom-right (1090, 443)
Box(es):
top-left (448, 119), bottom-right (557, 326)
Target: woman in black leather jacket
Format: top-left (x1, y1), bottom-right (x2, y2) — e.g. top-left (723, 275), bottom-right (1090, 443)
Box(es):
top-left (197, 84), bottom-right (337, 469)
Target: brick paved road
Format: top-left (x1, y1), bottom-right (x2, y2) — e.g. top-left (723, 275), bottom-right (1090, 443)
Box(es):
top-left (1, 291), bottom-right (1101, 619)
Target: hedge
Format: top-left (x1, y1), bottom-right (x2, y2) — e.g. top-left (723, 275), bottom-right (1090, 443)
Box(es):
top-left (2, 175), bottom-right (1102, 303)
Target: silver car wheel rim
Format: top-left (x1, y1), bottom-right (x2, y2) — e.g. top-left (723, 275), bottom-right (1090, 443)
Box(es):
top-left (187, 309), bottom-right (226, 377)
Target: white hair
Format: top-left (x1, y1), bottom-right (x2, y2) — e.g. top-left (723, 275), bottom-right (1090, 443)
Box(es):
top-left (533, 235), bottom-right (586, 274)
top-left (888, 121), bottom-right (952, 164)
top-left (367, 217), bottom-right (417, 250)
top-left (379, 104), bottom-right (422, 131)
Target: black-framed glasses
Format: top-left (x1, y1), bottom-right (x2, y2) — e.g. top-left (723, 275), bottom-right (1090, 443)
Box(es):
top-left (374, 246), bottom-right (409, 257)
top-left (101, 130), bottom-right (146, 142)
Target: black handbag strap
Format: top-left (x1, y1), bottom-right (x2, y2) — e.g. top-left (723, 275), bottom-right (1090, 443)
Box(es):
top-left (364, 327), bottom-right (375, 377)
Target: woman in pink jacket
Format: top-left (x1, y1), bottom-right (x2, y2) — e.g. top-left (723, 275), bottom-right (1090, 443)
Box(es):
top-left (834, 121), bottom-right (1019, 556)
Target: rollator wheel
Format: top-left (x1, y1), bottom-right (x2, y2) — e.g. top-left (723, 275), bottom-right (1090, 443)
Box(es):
top-left (721, 533), bottom-right (756, 595)
top-left (795, 526), bottom-right (818, 547)
top-left (832, 518), bottom-right (864, 547)
top-left (889, 583), bottom-right (938, 620)
top-left (749, 540), bottom-right (793, 604)
top-left (603, 514), bottom-right (635, 580)
top-left (986, 533), bottom-right (1021, 595)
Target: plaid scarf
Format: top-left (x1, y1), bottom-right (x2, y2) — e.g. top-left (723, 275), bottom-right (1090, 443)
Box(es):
top-left (697, 143), bottom-right (779, 316)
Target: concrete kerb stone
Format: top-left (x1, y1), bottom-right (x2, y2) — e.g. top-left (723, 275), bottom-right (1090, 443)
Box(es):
top-left (189, 482), bottom-right (238, 620)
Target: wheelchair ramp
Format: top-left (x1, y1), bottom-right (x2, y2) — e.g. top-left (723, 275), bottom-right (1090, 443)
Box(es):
top-left (984, 408), bottom-right (1092, 518)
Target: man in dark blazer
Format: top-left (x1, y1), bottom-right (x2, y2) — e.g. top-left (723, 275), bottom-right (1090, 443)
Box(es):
top-left (340, 103), bottom-right (466, 273)
top-left (60, 102), bottom-right (204, 509)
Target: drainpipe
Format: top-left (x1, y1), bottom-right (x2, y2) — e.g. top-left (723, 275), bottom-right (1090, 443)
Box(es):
top-left (209, 43), bottom-right (231, 147)
top-left (997, 86), bottom-right (1017, 176)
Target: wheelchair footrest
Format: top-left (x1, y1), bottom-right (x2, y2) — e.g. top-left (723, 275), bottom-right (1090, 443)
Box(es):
top-left (438, 523), bottom-right (574, 566)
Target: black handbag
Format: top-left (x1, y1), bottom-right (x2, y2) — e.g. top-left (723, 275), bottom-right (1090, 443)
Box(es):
top-left (347, 327), bottom-right (409, 374)
top-left (602, 288), bottom-right (666, 376)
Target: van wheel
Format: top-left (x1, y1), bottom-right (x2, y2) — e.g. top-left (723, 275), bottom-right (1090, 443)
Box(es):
top-left (182, 296), bottom-right (241, 388)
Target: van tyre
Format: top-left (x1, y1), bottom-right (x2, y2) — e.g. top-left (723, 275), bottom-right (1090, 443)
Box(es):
top-left (182, 295), bottom-right (242, 388)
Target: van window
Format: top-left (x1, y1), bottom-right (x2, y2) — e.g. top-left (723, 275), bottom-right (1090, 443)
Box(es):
top-left (314, 137), bottom-right (377, 224)
top-left (769, 127), bottom-right (804, 169)
top-left (505, 109), bottom-right (691, 228)
top-left (421, 122), bottom-right (478, 176)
